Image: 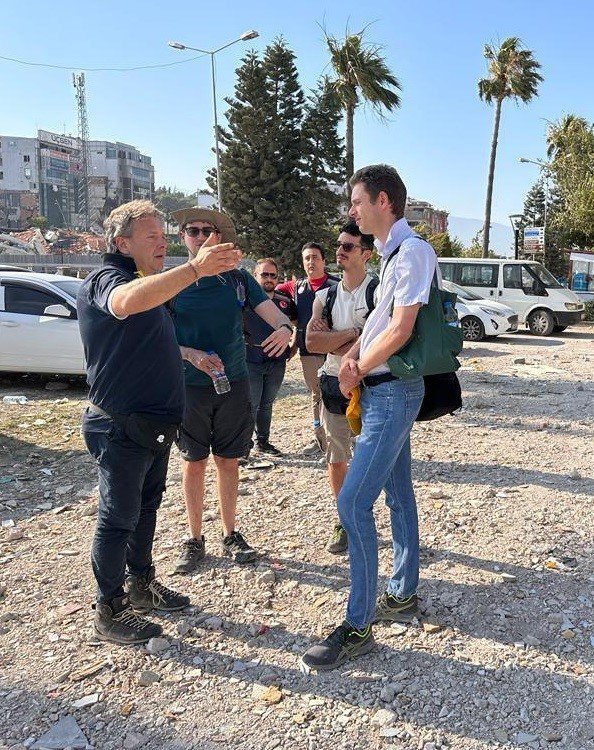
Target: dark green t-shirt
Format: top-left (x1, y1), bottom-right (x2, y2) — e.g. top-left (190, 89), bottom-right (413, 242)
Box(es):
top-left (172, 269), bottom-right (267, 387)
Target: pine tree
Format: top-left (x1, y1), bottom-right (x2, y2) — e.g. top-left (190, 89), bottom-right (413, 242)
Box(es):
top-left (300, 78), bottom-right (345, 252)
top-left (211, 40), bottom-right (345, 275)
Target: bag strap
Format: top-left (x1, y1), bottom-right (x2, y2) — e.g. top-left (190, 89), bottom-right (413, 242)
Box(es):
top-left (364, 276), bottom-right (379, 318)
top-left (322, 284), bottom-right (339, 329)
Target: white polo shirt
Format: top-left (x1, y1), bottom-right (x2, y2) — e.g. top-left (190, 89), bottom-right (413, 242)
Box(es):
top-left (316, 274), bottom-right (376, 377)
top-left (359, 218), bottom-right (437, 376)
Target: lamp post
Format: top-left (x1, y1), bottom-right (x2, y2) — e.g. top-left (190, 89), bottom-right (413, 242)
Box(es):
top-left (509, 214), bottom-right (523, 260)
top-left (519, 157), bottom-right (551, 255)
top-left (168, 30), bottom-right (259, 211)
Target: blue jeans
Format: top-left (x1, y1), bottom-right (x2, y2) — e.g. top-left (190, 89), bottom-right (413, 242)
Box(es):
top-left (337, 377), bottom-right (425, 629)
top-left (247, 359), bottom-right (286, 443)
top-left (82, 409), bottom-right (170, 603)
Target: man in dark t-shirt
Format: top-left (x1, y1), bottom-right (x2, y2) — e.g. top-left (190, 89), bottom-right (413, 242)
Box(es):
top-left (244, 257), bottom-right (297, 456)
top-left (170, 207), bottom-right (294, 576)
top-left (77, 199), bottom-right (240, 646)
top-left (276, 242), bottom-right (338, 454)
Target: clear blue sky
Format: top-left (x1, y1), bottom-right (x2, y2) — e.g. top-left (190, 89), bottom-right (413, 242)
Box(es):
top-left (1, 0), bottom-right (592, 233)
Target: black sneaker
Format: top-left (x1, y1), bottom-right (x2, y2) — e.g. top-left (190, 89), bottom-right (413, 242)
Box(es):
top-left (374, 592), bottom-right (419, 623)
top-left (256, 440), bottom-right (282, 456)
top-left (327, 523), bottom-right (348, 554)
top-left (221, 530), bottom-right (257, 564)
top-left (300, 621), bottom-right (375, 672)
top-left (94, 594), bottom-right (162, 645)
top-left (174, 536), bottom-right (206, 574)
top-left (125, 566), bottom-right (190, 613)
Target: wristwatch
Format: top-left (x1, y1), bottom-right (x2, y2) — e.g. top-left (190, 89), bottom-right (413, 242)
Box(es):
top-left (278, 323), bottom-right (293, 333)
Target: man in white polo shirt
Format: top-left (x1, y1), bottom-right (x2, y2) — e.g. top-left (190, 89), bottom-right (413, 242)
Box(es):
top-left (305, 222), bottom-right (377, 555)
top-left (301, 165), bottom-right (437, 672)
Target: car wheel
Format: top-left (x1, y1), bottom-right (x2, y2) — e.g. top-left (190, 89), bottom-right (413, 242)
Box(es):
top-left (461, 316), bottom-right (485, 341)
top-left (527, 309), bottom-right (555, 336)
top-left (553, 325), bottom-right (567, 333)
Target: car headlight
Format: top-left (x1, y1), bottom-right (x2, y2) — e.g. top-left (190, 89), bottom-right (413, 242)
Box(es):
top-left (564, 302), bottom-right (583, 311)
top-left (479, 306), bottom-right (505, 316)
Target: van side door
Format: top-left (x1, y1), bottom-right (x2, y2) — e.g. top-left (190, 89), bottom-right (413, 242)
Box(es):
top-left (501, 264), bottom-right (547, 322)
top-left (457, 262), bottom-right (499, 299)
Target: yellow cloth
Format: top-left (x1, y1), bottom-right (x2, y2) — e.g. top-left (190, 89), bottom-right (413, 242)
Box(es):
top-left (346, 386), bottom-right (362, 435)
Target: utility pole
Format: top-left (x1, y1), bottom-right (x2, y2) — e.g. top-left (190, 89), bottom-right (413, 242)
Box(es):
top-left (73, 72), bottom-right (91, 231)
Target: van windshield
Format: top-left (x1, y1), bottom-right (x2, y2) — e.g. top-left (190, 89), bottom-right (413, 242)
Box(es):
top-left (525, 264), bottom-right (563, 289)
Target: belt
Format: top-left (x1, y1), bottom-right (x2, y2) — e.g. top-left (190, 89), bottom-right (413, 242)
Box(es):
top-left (362, 372), bottom-right (399, 388)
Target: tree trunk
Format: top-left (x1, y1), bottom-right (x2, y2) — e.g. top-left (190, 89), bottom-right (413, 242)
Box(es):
top-left (482, 98), bottom-right (502, 258)
top-left (345, 103), bottom-right (355, 199)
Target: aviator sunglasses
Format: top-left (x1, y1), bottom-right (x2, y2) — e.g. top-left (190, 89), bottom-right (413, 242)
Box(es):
top-left (336, 241), bottom-right (362, 252)
top-left (259, 271), bottom-right (278, 279)
top-left (184, 226), bottom-right (219, 238)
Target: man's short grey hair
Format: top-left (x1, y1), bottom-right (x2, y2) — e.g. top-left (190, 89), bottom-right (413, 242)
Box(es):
top-left (104, 200), bottom-right (164, 252)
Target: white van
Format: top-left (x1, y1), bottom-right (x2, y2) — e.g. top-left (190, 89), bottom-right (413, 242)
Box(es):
top-left (437, 259), bottom-right (585, 336)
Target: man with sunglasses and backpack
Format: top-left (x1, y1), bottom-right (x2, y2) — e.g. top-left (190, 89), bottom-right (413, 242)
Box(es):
top-left (305, 222), bottom-right (377, 555)
top-left (170, 208), bottom-right (293, 574)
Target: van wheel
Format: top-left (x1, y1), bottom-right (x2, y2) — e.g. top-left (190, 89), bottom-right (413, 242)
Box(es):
top-left (553, 325), bottom-right (567, 333)
top-left (527, 309), bottom-right (554, 336)
top-left (461, 316), bottom-right (485, 341)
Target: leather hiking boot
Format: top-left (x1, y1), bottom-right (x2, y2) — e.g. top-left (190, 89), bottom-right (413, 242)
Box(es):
top-left (94, 594), bottom-right (162, 645)
top-left (300, 621), bottom-right (375, 673)
top-left (327, 523), bottom-right (348, 554)
top-left (125, 566), bottom-right (190, 613)
top-left (174, 536), bottom-right (206, 574)
top-left (374, 592), bottom-right (419, 623)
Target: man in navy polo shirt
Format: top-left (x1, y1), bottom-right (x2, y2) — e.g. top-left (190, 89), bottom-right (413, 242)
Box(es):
top-left (244, 257), bottom-right (297, 457)
top-left (78, 199), bottom-right (240, 645)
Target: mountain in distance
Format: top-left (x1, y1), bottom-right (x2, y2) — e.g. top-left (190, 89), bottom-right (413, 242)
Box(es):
top-left (448, 216), bottom-right (514, 258)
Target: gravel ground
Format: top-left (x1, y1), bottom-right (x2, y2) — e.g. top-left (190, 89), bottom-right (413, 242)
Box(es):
top-left (0, 324), bottom-right (593, 750)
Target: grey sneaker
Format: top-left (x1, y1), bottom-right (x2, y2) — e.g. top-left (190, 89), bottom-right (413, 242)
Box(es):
top-left (374, 592), bottom-right (419, 623)
top-left (303, 439), bottom-right (322, 456)
top-left (125, 566), bottom-right (190, 613)
top-left (221, 530), bottom-right (257, 564)
top-left (174, 536), bottom-right (206, 574)
top-left (300, 621), bottom-right (375, 673)
top-left (327, 523), bottom-right (348, 554)
top-left (94, 594), bottom-right (162, 645)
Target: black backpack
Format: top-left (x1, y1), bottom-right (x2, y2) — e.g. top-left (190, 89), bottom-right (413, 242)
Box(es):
top-left (322, 275), bottom-right (379, 330)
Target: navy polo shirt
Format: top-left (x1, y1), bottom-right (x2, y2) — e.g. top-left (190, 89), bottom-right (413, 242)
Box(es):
top-left (244, 291), bottom-right (297, 365)
top-left (77, 253), bottom-right (185, 420)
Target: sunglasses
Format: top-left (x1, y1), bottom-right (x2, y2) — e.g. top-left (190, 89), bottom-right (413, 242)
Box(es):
top-left (184, 226), bottom-right (218, 238)
top-left (336, 242), bottom-right (362, 252)
top-left (259, 272), bottom-right (278, 279)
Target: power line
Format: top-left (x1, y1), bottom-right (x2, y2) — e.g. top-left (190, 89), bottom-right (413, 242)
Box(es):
top-left (0, 53), bottom-right (207, 72)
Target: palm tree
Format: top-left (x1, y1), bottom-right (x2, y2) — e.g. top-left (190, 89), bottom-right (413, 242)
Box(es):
top-left (478, 37), bottom-right (543, 257)
top-left (325, 28), bottom-right (401, 196)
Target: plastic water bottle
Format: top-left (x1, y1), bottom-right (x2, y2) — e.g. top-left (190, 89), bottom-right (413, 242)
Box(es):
top-left (206, 350), bottom-right (231, 394)
top-left (443, 300), bottom-right (459, 327)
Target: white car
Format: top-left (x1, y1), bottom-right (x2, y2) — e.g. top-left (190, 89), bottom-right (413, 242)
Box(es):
top-left (0, 271), bottom-right (85, 375)
top-left (443, 280), bottom-right (518, 342)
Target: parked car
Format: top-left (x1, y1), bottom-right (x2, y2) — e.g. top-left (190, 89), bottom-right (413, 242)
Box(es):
top-left (0, 271), bottom-right (85, 375)
top-left (443, 280), bottom-right (518, 341)
top-left (438, 258), bottom-right (585, 335)
top-left (0, 264), bottom-right (32, 272)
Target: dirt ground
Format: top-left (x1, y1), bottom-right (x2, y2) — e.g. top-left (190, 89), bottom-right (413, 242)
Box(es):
top-left (0, 324), bottom-right (593, 750)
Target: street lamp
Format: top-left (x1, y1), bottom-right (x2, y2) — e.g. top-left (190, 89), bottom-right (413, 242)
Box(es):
top-left (509, 214), bottom-right (523, 260)
top-left (168, 30), bottom-right (259, 211)
top-left (519, 157), bottom-right (551, 254)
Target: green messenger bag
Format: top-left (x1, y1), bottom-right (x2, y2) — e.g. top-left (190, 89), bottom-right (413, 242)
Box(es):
top-left (383, 245), bottom-right (464, 379)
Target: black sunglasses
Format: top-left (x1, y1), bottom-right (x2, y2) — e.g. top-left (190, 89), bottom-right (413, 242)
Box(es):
top-left (184, 226), bottom-right (218, 238)
top-left (336, 242), bottom-right (362, 252)
top-left (259, 271), bottom-right (278, 279)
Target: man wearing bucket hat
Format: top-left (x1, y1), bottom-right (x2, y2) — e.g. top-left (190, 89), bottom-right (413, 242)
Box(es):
top-left (170, 207), bottom-right (294, 573)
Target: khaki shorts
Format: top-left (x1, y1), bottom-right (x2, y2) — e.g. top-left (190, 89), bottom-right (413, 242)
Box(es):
top-left (320, 400), bottom-right (353, 464)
